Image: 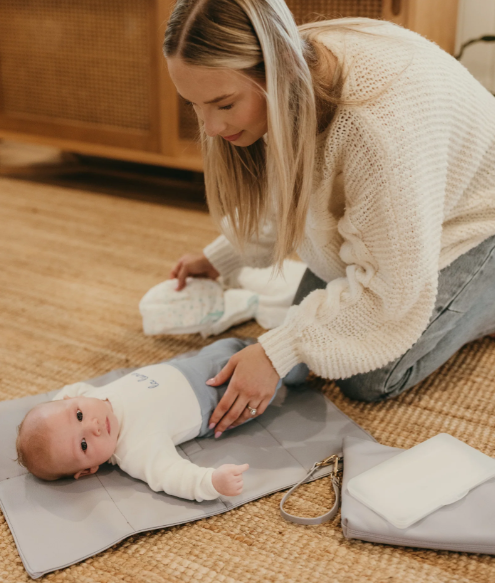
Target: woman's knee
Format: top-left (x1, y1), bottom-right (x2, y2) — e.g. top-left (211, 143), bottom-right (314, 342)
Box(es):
top-left (336, 364), bottom-right (411, 402)
top-left (336, 375), bottom-right (386, 402)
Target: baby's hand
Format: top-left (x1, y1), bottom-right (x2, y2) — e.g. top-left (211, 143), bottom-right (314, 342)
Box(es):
top-left (212, 463), bottom-right (249, 497)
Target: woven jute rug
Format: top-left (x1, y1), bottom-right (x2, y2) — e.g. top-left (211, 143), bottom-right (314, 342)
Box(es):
top-left (1, 167), bottom-right (495, 583)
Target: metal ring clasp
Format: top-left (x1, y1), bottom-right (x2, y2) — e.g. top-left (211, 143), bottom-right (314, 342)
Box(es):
top-left (315, 454), bottom-right (342, 476)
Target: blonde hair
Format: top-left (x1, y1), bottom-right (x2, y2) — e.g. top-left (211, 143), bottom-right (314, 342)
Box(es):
top-left (164, 1), bottom-right (390, 267)
top-left (16, 402), bottom-right (71, 481)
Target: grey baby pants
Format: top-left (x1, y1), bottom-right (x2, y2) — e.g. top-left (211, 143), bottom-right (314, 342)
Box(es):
top-left (167, 338), bottom-right (309, 436)
top-left (293, 234), bottom-right (495, 402)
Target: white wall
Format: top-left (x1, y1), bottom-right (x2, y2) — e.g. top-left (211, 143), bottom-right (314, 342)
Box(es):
top-left (456, 0), bottom-right (495, 93)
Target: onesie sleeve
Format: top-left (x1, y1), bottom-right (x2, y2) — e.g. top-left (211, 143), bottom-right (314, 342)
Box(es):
top-left (52, 382), bottom-right (96, 400)
top-left (259, 106), bottom-right (447, 380)
top-left (203, 216), bottom-right (278, 277)
top-left (116, 435), bottom-right (219, 502)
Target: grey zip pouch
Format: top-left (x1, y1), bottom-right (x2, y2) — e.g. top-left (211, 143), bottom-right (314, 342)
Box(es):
top-left (341, 436), bottom-right (495, 554)
top-left (280, 436), bottom-right (495, 555)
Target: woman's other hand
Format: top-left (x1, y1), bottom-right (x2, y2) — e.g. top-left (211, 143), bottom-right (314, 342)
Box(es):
top-left (207, 343), bottom-right (280, 437)
top-left (170, 253), bottom-right (220, 291)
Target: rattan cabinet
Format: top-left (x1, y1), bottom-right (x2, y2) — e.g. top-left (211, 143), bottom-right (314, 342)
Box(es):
top-left (0, 0), bottom-right (458, 172)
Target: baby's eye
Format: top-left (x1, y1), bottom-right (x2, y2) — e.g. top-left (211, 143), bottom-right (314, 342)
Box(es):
top-left (76, 410), bottom-right (83, 422)
top-left (81, 439), bottom-right (87, 452)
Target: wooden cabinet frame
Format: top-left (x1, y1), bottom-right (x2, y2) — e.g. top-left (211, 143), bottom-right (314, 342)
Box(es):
top-left (0, 0), bottom-right (458, 172)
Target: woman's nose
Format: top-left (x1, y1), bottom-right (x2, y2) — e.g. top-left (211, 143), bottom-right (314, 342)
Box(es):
top-left (203, 113), bottom-right (227, 138)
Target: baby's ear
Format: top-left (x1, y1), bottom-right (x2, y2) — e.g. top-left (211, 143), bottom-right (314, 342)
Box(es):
top-left (73, 466), bottom-right (99, 480)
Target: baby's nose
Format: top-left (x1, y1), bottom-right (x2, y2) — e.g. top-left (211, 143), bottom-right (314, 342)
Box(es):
top-left (92, 418), bottom-right (101, 436)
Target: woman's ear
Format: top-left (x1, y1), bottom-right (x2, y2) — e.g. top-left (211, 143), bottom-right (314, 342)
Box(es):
top-left (73, 466), bottom-right (99, 480)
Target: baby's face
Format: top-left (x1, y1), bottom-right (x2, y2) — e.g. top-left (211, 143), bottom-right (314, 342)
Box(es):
top-left (40, 396), bottom-right (119, 479)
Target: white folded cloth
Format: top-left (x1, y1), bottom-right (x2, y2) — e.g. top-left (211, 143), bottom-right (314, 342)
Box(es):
top-left (139, 260), bottom-right (306, 338)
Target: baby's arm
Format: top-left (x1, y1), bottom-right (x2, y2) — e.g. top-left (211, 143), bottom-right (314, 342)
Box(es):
top-left (118, 436), bottom-right (249, 502)
top-left (212, 464), bottom-right (249, 496)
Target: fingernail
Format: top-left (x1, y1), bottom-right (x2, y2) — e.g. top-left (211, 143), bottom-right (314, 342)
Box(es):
top-left (227, 425), bottom-right (234, 430)
top-left (208, 423), bottom-right (216, 429)
top-left (206, 378), bottom-right (215, 385)
top-left (215, 431), bottom-right (222, 438)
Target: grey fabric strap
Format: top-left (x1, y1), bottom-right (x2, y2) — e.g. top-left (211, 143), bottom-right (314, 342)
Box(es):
top-left (280, 454), bottom-right (343, 525)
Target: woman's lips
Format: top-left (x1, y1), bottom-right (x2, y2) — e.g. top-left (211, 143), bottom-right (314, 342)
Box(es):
top-left (222, 131), bottom-right (243, 141)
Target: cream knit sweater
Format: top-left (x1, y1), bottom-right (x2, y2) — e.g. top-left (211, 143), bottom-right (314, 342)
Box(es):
top-left (203, 21), bottom-right (495, 380)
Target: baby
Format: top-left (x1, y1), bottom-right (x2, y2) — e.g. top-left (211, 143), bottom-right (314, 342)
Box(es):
top-left (15, 338), bottom-right (308, 501)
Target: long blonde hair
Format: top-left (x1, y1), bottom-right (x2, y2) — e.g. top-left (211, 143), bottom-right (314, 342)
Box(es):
top-left (164, 1), bottom-right (388, 267)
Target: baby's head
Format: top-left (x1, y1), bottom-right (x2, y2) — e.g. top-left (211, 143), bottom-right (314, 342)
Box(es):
top-left (16, 396), bottom-right (119, 481)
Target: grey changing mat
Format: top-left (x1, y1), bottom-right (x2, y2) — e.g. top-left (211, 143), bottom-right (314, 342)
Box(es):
top-left (0, 364), bottom-right (374, 579)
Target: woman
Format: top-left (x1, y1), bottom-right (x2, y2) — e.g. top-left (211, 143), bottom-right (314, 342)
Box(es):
top-left (163, 0), bottom-right (495, 438)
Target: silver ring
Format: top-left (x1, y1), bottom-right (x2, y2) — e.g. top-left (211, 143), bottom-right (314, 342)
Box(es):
top-left (247, 406), bottom-right (257, 416)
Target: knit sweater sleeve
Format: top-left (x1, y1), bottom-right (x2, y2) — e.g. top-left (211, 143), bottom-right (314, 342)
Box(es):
top-left (203, 217), bottom-right (277, 277)
top-left (259, 107), bottom-right (447, 379)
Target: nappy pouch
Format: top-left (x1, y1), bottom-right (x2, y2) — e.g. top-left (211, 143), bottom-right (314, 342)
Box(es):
top-left (346, 433), bottom-right (495, 529)
top-left (341, 436), bottom-right (495, 554)
top-left (280, 436), bottom-right (495, 555)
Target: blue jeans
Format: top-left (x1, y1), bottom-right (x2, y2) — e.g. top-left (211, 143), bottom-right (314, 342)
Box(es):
top-left (293, 235), bottom-right (495, 402)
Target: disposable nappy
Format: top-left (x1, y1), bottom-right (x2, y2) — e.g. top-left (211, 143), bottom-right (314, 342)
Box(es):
top-left (139, 259), bottom-right (306, 338)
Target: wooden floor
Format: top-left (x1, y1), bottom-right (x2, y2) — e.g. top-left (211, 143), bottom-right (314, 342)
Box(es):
top-left (1, 140), bottom-right (495, 583)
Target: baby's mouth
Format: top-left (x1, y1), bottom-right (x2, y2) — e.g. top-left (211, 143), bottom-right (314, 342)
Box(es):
top-left (106, 417), bottom-right (110, 435)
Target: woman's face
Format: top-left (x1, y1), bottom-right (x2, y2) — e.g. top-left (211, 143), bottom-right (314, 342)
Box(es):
top-left (167, 58), bottom-right (268, 146)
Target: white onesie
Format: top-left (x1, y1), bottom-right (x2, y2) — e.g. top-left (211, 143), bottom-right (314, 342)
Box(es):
top-left (53, 364), bottom-right (219, 501)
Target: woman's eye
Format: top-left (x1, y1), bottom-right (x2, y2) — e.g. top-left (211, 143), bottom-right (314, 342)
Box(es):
top-left (81, 439), bottom-right (87, 452)
top-left (183, 100), bottom-right (232, 111)
top-left (77, 410), bottom-right (83, 422)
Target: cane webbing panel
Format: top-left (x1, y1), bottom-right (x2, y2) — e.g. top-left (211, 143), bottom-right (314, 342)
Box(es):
top-left (179, 0), bottom-right (383, 140)
top-left (0, 0), bottom-right (151, 131)
top-left (289, 0), bottom-right (383, 22)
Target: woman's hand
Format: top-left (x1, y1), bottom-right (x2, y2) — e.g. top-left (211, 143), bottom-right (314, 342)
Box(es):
top-left (170, 253), bottom-right (220, 291)
top-left (212, 463), bottom-right (249, 496)
top-left (207, 343), bottom-right (280, 437)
